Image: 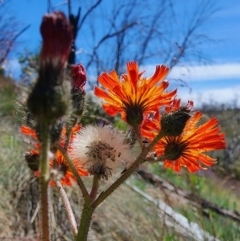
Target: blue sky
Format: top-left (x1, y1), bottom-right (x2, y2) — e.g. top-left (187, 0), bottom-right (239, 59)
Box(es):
top-left (2, 0), bottom-right (240, 108)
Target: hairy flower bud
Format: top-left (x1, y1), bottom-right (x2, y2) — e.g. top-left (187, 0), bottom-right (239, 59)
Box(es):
top-left (161, 106), bottom-right (192, 136)
top-left (40, 11), bottom-right (72, 69)
top-left (27, 79), bottom-right (71, 124)
top-left (50, 119), bottom-right (64, 152)
top-left (25, 151), bottom-right (40, 171)
top-left (71, 64), bottom-right (87, 117)
top-left (27, 12), bottom-right (72, 123)
top-left (71, 64), bottom-right (87, 91)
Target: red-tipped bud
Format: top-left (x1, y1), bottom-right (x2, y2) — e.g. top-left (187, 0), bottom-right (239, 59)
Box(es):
top-left (40, 11), bottom-right (72, 68)
top-left (71, 63), bottom-right (87, 117)
top-left (71, 64), bottom-right (87, 92)
top-left (27, 12), bottom-right (72, 123)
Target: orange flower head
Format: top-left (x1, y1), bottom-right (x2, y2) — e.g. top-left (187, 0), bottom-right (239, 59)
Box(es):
top-left (94, 62), bottom-right (176, 126)
top-left (156, 111), bottom-right (226, 172)
top-left (141, 100), bottom-right (226, 172)
top-left (49, 150), bottom-right (88, 186)
top-left (21, 125), bottom-right (38, 139)
top-left (21, 124), bottom-right (88, 186)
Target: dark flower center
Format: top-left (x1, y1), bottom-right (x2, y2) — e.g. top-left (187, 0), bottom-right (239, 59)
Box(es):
top-left (86, 141), bottom-right (116, 162)
top-left (124, 100), bottom-right (144, 126)
top-left (164, 137), bottom-right (188, 160)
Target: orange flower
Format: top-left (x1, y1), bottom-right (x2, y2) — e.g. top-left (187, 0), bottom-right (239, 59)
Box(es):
top-left (21, 125), bottom-right (38, 139)
top-left (49, 150), bottom-right (88, 186)
top-left (94, 62), bottom-right (176, 126)
top-left (141, 104), bottom-right (226, 172)
top-left (21, 125), bottom-right (40, 150)
top-left (21, 124), bottom-right (88, 185)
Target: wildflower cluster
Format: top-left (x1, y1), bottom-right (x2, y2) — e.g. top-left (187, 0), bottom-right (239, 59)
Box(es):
top-left (20, 11), bottom-right (226, 241)
top-left (95, 62), bottom-right (226, 172)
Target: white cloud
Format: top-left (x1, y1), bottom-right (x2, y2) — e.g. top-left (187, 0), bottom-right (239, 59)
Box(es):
top-left (144, 63), bottom-right (240, 82)
top-left (177, 85), bottom-right (240, 108)
top-left (142, 62), bottom-right (240, 107)
top-left (2, 58), bottom-right (21, 79)
top-left (170, 63), bottom-right (240, 82)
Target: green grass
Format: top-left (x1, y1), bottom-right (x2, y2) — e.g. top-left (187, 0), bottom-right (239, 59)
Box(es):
top-left (176, 206), bottom-right (240, 241)
top-left (0, 75), bottom-right (16, 117)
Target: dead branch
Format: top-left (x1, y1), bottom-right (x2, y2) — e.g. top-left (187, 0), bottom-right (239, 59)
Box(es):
top-left (137, 169), bottom-right (240, 223)
top-left (126, 182), bottom-right (220, 241)
top-left (0, 25), bottom-right (30, 65)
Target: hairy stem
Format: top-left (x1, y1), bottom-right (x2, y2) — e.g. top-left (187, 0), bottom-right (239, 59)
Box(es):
top-left (39, 123), bottom-right (50, 241)
top-left (90, 174), bottom-right (100, 201)
top-left (56, 181), bottom-right (77, 237)
top-left (132, 124), bottom-right (143, 147)
top-left (58, 145), bottom-right (90, 200)
top-left (76, 202), bottom-right (94, 241)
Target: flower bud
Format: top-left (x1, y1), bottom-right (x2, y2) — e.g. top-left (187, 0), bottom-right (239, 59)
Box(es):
top-left (25, 151), bottom-right (40, 171)
top-left (50, 119), bottom-right (64, 152)
top-left (40, 11), bottom-right (72, 69)
top-left (27, 12), bottom-right (72, 123)
top-left (71, 64), bottom-right (87, 91)
top-left (71, 64), bottom-right (87, 117)
top-left (161, 107), bottom-right (192, 136)
top-left (27, 79), bottom-right (71, 124)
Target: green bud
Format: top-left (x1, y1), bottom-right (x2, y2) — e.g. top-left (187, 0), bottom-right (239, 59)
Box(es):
top-left (25, 151), bottom-right (40, 171)
top-left (161, 107), bottom-right (192, 136)
top-left (27, 11), bottom-right (72, 124)
top-left (27, 78), bottom-right (71, 124)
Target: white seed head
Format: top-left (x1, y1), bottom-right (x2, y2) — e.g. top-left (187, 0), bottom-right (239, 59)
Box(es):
top-left (70, 125), bottom-right (135, 179)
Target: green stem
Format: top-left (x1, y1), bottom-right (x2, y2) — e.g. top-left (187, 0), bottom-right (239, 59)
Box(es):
top-left (92, 130), bottom-right (164, 209)
top-left (90, 175), bottom-right (100, 201)
top-left (76, 202), bottom-right (94, 241)
top-left (39, 123), bottom-right (50, 241)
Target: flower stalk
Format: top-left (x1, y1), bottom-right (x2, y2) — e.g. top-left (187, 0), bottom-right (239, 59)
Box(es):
top-left (39, 123), bottom-right (50, 241)
top-left (76, 202), bottom-right (94, 241)
top-left (56, 180), bottom-right (77, 237)
top-left (58, 145), bottom-right (90, 200)
top-left (90, 174), bottom-right (100, 201)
